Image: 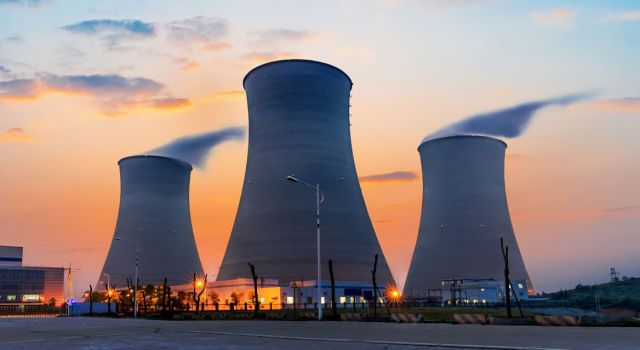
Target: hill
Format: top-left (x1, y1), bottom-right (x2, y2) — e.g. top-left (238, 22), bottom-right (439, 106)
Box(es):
top-left (543, 277), bottom-right (640, 312)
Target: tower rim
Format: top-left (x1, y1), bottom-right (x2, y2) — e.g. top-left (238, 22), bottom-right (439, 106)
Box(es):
top-left (418, 134), bottom-right (507, 151)
top-left (243, 59), bottom-right (353, 88)
top-left (118, 155), bottom-right (193, 171)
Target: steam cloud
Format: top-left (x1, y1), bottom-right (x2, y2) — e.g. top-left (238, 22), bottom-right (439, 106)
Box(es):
top-left (423, 92), bottom-right (594, 143)
top-left (147, 127), bottom-right (245, 168)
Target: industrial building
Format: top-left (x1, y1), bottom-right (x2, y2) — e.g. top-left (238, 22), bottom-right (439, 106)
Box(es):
top-left (217, 59), bottom-right (394, 285)
top-left (403, 135), bottom-right (533, 297)
top-left (438, 278), bottom-right (529, 305)
top-left (98, 155), bottom-right (204, 288)
top-left (0, 246), bottom-right (64, 305)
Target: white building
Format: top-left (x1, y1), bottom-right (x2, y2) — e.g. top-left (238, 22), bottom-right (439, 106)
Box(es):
top-left (440, 278), bottom-right (529, 305)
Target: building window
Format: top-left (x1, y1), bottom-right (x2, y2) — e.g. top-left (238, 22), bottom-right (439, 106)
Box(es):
top-left (22, 294), bottom-right (40, 302)
top-left (7, 295), bottom-right (16, 301)
top-left (320, 297), bottom-right (325, 304)
top-left (286, 296), bottom-right (294, 304)
top-left (517, 283), bottom-right (524, 289)
top-left (339, 296), bottom-right (346, 304)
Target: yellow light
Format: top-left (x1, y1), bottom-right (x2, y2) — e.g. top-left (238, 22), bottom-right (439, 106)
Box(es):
top-left (196, 280), bottom-right (204, 288)
top-left (391, 290), bottom-right (399, 298)
top-left (107, 290), bottom-right (113, 297)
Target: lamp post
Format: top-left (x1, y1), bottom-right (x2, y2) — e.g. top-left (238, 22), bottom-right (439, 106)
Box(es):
top-left (286, 174), bottom-right (324, 321)
top-left (116, 236), bottom-right (141, 318)
top-left (103, 273), bottom-right (110, 289)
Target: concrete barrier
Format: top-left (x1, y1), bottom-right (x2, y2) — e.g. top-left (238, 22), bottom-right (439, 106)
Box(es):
top-left (453, 313), bottom-right (488, 325)
top-left (364, 315), bottom-right (392, 322)
top-left (391, 313), bottom-right (424, 323)
top-left (535, 315), bottom-right (580, 326)
top-left (266, 312), bottom-right (286, 320)
top-left (340, 313), bottom-right (366, 321)
top-left (300, 312), bottom-right (317, 319)
top-left (489, 317), bottom-right (535, 325)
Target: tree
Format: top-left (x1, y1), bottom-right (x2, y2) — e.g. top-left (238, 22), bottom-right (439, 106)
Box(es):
top-left (207, 291), bottom-right (220, 304)
top-left (88, 284), bottom-right (93, 315)
top-left (192, 273), bottom-right (208, 315)
top-left (177, 290), bottom-right (187, 310)
top-left (230, 291), bottom-right (240, 304)
top-left (248, 262), bottom-right (260, 318)
top-left (329, 259), bottom-right (337, 319)
top-left (500, 237), bottom-right (512, 318)
top-left (372, 254), bottom-right (379, 317)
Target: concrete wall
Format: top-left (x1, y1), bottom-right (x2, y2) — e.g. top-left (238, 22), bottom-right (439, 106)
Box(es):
top-left (217, 60), bottom-right (394, 285)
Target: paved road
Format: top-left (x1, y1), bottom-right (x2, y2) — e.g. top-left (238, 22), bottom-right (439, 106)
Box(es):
top-left (0, 317), bottom-right (637, 350)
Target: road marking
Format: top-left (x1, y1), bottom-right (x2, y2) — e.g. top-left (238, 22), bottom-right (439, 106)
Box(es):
top-left (0, 331), bottom-right (151, 345)
top-left (185, 330), bottom-right (568, 350)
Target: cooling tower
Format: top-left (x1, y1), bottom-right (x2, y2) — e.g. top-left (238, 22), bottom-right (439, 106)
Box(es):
top-left (98, 155), bottom-right (204, 288)
top-left (217, 59), bottom-right (395, 285)
top-left (403, 135), bottom-right (532, 296)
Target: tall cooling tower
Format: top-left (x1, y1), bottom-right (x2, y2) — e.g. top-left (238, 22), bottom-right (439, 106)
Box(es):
top-left (217, 59), bottom-right (394, 285)
top-left (98, 155), bottom-right (204, 288)
top-left (403, 135), bottom-right (532, 296)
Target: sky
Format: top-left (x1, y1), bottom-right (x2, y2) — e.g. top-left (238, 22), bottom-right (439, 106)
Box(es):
top-left (1, 0), bottom-right (639, 298)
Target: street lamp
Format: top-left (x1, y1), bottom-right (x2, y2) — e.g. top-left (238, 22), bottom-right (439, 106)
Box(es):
top-left (116, 236), bottom-right (141, 319)
top-left (102, 272), bottom-right (110, 289)
top-left (286, 174), bottom-right (324, 321)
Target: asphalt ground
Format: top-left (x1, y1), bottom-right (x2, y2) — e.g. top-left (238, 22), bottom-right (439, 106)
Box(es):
top-left (0, 317), bottom-right (638, 350)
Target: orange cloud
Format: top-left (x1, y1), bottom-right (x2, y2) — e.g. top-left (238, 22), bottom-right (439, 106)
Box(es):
top-left (198, 90), bottom-right (245, 104)
top-left (147, 97), bottom-right (191, 110)
top-left (0, 127), bottom-right (32, 142)
top-left (215, 90), bottom-right (244, 100)
top-left (0, 73), bottom-right (190, 115)
top-left (532, 8), bottom-right (575, 27)
top-left (594, 98), bottom-right (640, 112)
top-left (172, 57), bottom-right (201, 72)
top-left (360, 171), bottom-right (419, 184)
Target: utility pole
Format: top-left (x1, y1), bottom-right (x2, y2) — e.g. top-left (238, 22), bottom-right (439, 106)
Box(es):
top-left (610, 267), bottom-right (620, 282)
top-left (63, 263), bottom-right (80, 303)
